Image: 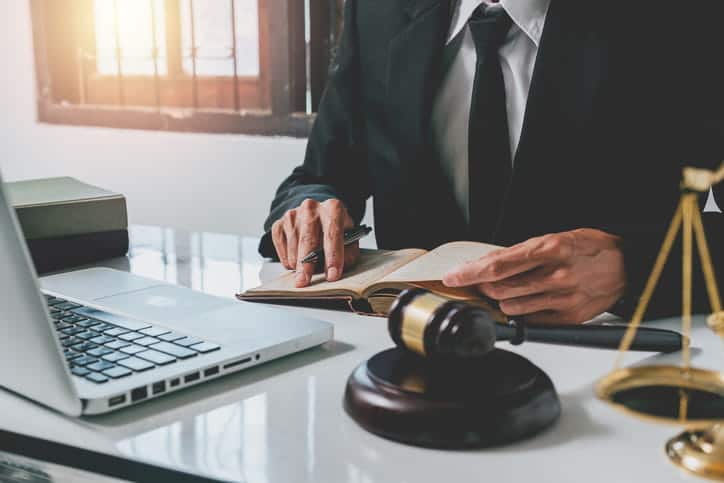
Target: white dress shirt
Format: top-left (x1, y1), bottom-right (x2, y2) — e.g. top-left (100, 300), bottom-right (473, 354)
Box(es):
top-left (431, 0), bottom-right (550, 224)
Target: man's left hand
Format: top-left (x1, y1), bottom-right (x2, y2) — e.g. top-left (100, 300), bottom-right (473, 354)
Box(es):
top-left (442, 229), bottom-right (626, 324)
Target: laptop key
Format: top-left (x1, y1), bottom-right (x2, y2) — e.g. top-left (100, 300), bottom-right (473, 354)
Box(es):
top-left (76, 331), bottom-right (100, 340)
top-left (87, 347), bottom-right (113, 358)
top-left (90, 335), bottom-right (115, 345)
top-left (190, 342), bottom-right (221, 354)
top-left (73, 355), bottom-right (98, 366)
top-left (76, 319), bottom-right (101, 329)
top-left (46, 298), bottom-right (67, 306)
top-left (71, 366), bottom-right (90, 377)
top-left (102, 352), bottom-right (130, 363)
top-left (62, 315), bottom-right (87, 324)
top-left (136, 350), bottom-right (176, 365)
top-left (103, 366), bottom-right (132, 379)
top-left (158, 332), bottom-right (185, 342)
top-left (149, 342), bottom-right (197, 359)
top-left (85, 372), bottom-right (109, 384)
top-left (61, 337), bottom-right (80, 347)
top-left (103, 327), bottom-right (129, 337)
top-left (56, 302), bottom-right (81, 311)
top-left (139, 327), bottom-right (171, 337)
top-left (64, 350), bottom-right (81, 361)
top-left (119, 332), bottom-right (144, 342)
top-left (120, 344), bottom-right (145, 355)
top-left (71, 342), bottom-right (97, 352)
top-left (174, 337), bottom-right (203, 348)
top-left (135, 336), bottom-right (161, 347)
top-left (87, 360), bottom-right (115, 372)
top-left (65, 352), bottom-right (79, 361)
top-left (61, 327), bottom-right (84, 336)
top-left (91, 323), bottom-right (114, 332)
top-left (105, 340), bottom-right (131, 350)
top-left (51, 313), bottom-right (65, 320)
top-left (55, 322), bottom-right (72, 331)
top-left (118, 357), bottom-right (155, 372)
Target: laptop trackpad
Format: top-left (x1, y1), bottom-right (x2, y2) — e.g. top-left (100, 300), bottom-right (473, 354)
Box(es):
top-left (95, 285), bottom-right (310, 346)
top-left (96, 285), bottom-right (232, 325)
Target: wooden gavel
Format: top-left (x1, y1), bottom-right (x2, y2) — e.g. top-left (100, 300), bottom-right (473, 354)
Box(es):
top-left (388, 288), bottom-right (684, 359)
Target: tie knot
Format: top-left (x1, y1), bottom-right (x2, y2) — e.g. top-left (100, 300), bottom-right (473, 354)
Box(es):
top-left (468, 5), bottom-right (513, 54)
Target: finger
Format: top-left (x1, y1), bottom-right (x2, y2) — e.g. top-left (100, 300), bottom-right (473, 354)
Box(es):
top-left (499, 290), bottom-right (584, 317)
top-left (320, 200), bottom-right (346, 281)
top-left (477, 266), bottom-right (575, 301)
top-left (271, 220), bottom-right (290, 268)
top-left (282, 210), bottom-right (298, 269)
top-left (344, 242), bottom-right (360, 268)
top-left (295, 200), bottom-right (322, 287)
top-left (443, 234), bottom-right (574, 286)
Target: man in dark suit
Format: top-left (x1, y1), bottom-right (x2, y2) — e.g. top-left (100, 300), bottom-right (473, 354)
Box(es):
top-left (259, 0), bottom-right (724, 323)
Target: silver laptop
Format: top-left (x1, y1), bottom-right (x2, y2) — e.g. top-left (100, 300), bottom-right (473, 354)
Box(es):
top-left (0, 174), bottom-right (333, 416)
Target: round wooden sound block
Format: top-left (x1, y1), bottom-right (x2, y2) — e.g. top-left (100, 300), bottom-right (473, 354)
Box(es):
top-left (344, 348), bottom-right (560, 449)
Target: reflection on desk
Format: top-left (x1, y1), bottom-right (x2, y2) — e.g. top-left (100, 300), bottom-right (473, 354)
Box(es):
top-left (123, 225), bottom-right (266, 295)
top-left (1, 225), bottom-right (721, 483)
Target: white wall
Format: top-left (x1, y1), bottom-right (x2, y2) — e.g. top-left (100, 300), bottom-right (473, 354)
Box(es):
top-left (0, 1), bottom-right (309, 237)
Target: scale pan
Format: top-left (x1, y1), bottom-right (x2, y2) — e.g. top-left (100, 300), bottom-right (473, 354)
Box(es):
top-left (597, 365), bottom-right (724, 427)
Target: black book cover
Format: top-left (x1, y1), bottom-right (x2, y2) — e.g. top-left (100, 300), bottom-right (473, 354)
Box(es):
top-left (26, 230), bottom-right (129, 274)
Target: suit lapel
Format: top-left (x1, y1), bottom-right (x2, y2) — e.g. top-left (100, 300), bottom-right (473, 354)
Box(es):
top-left (385, 0), bottom-right (452, 171)
top-left (514, 0), bottom-right (608, 170)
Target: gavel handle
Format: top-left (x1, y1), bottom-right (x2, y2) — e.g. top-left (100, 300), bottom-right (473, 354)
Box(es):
top-left (499, 322), bottom-right (684, 353)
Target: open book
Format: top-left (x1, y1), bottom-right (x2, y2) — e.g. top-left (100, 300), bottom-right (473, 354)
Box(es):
top-left (238, 241), bottom-right (507, 319)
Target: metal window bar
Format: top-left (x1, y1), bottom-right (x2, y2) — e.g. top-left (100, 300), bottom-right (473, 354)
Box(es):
top-left (32, 0), bottom-right (319, 136)
top-left (188, 0), bottom-right (199, 108)
top-left (308, 0), bottom-right (329, 111)
top-left (77, 47), bottom-right (88, 105)
top-left (150, 0), bottom-right (162, 110)
top-left (112, 0), bottom-right (125, 105)
top-left (230, 0), bottom-right (240, 112)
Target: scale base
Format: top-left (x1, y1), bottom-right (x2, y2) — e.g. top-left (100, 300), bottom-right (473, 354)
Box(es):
top-left (344, 348), bottom-right (560, 449)
top-left (667, 426), bottom-right (724, 480)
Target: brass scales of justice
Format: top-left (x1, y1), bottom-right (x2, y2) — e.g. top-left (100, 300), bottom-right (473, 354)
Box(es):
top-left (596, 162), bottom-right (724, 480)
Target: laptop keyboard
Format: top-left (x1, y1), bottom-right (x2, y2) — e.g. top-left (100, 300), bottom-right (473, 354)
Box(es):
top-left (45, 294), bottom-right (221, 385)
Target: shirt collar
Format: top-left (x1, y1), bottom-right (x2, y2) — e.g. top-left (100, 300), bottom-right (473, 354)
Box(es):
top-left (446, 0), bottom-right (551, 47)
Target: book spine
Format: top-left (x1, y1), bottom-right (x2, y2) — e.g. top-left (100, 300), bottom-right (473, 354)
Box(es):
top-left (15, 196), bottom-right (128, 240)
top-left (26, 230), bottom-right (129, 274)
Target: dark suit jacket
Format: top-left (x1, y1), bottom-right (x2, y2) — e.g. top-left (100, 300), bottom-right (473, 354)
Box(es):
top-left (260, 0), bottom-right (724, 318)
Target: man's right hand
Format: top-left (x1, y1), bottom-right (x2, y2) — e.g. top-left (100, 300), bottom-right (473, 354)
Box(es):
top-left (271, 198), bottom-right (360, 288)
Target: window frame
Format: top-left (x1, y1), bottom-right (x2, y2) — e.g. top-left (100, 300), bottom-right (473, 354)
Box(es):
top-left (29, 0), bottom-right (340, 137)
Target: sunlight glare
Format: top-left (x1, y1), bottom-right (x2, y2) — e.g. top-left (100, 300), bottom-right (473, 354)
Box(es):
top-left (94, 0), bottom-right (167, 75)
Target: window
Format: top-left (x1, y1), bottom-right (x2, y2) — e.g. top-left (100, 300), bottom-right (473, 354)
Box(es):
top-left (30, 0), bottom-right (344, 137)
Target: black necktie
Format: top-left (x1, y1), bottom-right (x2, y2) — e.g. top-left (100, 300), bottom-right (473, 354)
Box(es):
top-left (467, 5), bottom-right (513, 242)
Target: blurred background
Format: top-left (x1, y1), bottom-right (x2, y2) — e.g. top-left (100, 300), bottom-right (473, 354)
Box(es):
top-left (0, 0), bottom-right (716, 241)
top-left (0, 0), bottom-right (359, 238)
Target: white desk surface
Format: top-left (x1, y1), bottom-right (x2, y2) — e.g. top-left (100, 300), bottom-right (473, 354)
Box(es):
top-left (3, 225), bottom-right (722, 483)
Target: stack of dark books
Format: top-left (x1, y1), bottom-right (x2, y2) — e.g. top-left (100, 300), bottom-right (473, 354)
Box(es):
top-left (6, 177), bottom-right (129, 274)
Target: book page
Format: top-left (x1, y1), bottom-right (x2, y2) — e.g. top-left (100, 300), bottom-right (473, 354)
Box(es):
top-left (242, 248), bottom-right (426, 298)
top-left (377, 241), bottom-right (501, 284)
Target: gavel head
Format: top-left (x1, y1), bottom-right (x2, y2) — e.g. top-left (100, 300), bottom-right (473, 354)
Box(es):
top-left (388, 288), bottom-right (499, 359)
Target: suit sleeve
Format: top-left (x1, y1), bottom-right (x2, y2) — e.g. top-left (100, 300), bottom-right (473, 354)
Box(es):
top-left (258, 0), bottom-right (371, 259)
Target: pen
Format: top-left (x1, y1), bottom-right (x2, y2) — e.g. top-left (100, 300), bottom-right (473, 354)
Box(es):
top-left (300, 225), bottom-right (372, 265)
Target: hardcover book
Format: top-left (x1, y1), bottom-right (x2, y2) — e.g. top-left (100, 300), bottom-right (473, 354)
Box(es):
top-left (6, 177), bottom-right (127, 240)
top-left (5, 177), bottom-right (129, 273)
top-left (239, 241), bottom-right (506, 318)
